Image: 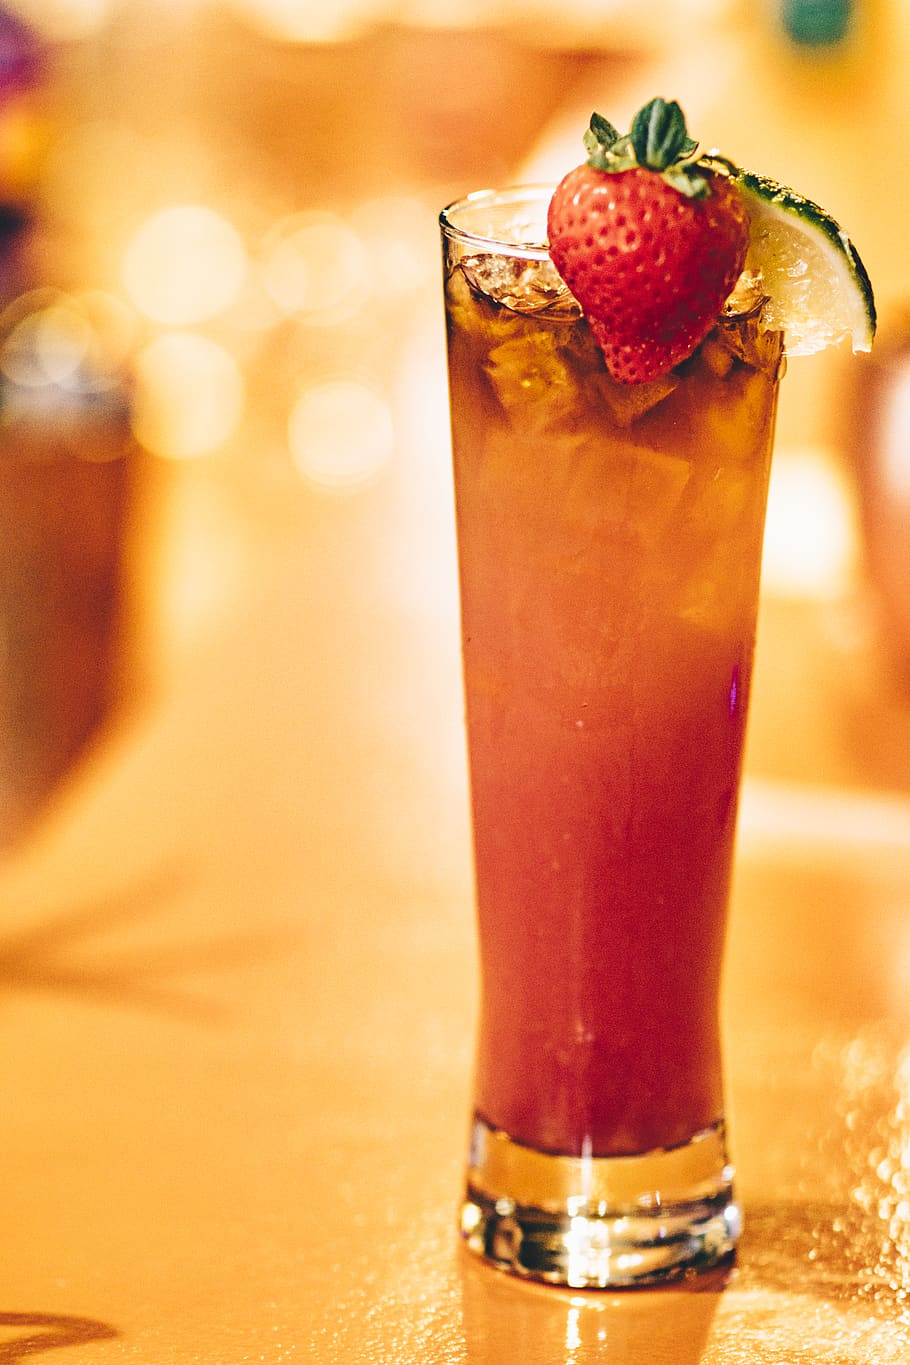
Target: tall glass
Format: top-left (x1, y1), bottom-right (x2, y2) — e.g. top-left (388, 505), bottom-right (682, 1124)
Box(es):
top-left (440, 187), bottom-right (783, 1287)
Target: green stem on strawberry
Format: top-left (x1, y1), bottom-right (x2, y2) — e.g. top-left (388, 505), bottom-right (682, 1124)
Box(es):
top-left (629, 99), bottom-right (698, 172)
top-left (583, 97), bottom-right (712, 200)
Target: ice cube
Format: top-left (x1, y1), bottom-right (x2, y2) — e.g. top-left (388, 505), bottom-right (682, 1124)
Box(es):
top-left (715, 270), bottom-right (785, 374)
top-left (484, 329), bottom-right (579, 432)
top-left (459, 253), bottom-right (582, 320)
top-left (715, 312), bottom-right (785, 374)
top-left (585, 366), bottom-right (680, 427)
top-left (723, 269), bottom-right (768, 321)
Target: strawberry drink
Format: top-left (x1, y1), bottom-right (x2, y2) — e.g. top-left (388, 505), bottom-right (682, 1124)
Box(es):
top-left (441, 99), bottom-right (875, 1288)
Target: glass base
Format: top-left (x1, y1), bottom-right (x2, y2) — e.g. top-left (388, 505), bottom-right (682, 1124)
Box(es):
top-left (460, 1114), bottom-right (740, 1288)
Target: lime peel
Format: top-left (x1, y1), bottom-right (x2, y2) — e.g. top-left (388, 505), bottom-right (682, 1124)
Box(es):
top-left (731, 166), bottom-right (876, 358)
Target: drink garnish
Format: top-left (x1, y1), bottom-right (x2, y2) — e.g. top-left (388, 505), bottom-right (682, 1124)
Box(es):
top-left (729, 166), bottom-right (876, 357)
top-left (547, 98), bottom-right (750, 385)
top-left (546, 96), bottom-right (875, 385)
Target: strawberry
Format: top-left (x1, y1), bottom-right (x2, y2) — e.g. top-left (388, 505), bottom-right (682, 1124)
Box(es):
top-left (547, 98), bottom-right (750, 385)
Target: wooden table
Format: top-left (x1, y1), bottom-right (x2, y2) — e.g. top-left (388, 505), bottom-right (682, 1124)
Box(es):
top-left (1, 13), bottom-right (908, 1360)
top-left (1, 427), bottom-right (909, 1363)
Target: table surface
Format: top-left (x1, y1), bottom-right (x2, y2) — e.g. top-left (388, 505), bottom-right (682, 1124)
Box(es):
top-left (2, 11), bottom-right (910, 1363)
top-left (2, 438), bottom-right (910, 1364)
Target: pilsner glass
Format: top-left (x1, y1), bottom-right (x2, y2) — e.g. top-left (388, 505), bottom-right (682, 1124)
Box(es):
top-left (440, 187), bottom-right (783, 1287)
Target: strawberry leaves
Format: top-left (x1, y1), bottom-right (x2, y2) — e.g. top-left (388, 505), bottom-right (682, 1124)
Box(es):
top-left (629, 98), bottom-right (697, 170)
top-left (583, 97), bottom-right (710, 199)
top-left (582, 113), bottom-right (623, 167)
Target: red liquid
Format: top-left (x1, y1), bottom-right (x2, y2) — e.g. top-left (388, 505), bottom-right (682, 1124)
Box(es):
top-left (445, 255), bottom-right (781, 1158)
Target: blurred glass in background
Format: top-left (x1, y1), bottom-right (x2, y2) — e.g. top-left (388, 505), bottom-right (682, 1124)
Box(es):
top-left (0, 0), bottom-right (905, 848)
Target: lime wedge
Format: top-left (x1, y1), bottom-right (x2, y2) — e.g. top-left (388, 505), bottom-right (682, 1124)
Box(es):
top-left (733, 168), bottom-right (876, 357)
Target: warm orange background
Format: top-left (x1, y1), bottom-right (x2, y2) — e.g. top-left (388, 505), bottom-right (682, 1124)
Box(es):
top-left (0, 2), bottom-right (908, 1360)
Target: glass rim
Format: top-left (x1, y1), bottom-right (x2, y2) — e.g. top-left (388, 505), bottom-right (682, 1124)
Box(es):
top-left (439, 185), bottom-right (554, 260)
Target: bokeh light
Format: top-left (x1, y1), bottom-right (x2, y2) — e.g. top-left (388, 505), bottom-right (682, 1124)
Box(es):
top-left (349, 195), bottom-right (435, 300)
top-left (124, 205), bottom-right (247, 326)
top-left (880, 364), bottom-right (910, 497)
top-left (0, 288), bottom-right (81, 387)
top-left (224, 0), bottom-right (383, 43)
top-left (8, 298), bottom-right (92, 385)
top-left (288, 379), bottom-right (394, 491)
top-left (0, 286), bottom-right (138, 391)
top-left (10, 0), bottom-right (112, 41)
top-left (70, 288), bottom-right (140, 377)
top-left (131, 332), bottom-right (245, 459)
top-left (762, 446), bottom-right (858, 598)
top-left (259, 211), bottom-right (366, 324)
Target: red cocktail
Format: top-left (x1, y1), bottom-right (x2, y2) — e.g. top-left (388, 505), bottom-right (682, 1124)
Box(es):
top-left (442, 186), bottom-right (781, 1286)
top-left (441, 93), bottom-right (873, 1288)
